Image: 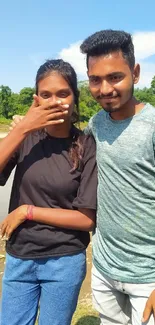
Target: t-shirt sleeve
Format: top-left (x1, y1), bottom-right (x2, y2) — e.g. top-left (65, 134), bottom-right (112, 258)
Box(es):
top-left (0, 152), bottom-right (18, 186)
top-left (72, 135), bottom-right (97, 210)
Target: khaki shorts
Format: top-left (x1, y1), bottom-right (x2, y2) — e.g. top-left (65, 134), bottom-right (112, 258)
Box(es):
top-left (92, 264), bottom-right (155, 325)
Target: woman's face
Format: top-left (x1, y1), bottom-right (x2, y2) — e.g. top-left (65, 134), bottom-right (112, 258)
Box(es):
top-left (37, 71), bottom-right (75, 119)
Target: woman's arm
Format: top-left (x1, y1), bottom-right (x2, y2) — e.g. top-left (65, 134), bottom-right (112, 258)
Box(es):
top-left (32, 206), bottom-right (96, 231)
top-left (0, 205), bottom-right (96, 239)
top-left (0, 127), bottom-right (27, 174)
top-left (0, 97), bottom-right (68, 173)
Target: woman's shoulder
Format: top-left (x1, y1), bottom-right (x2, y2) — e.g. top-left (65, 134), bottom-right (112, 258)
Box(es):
top-left (74, 126), bottom-right (95, 143)
top-left (78, 128), bottom-right (96, 149)
top-left (73, 126), bottom-right (96, 162)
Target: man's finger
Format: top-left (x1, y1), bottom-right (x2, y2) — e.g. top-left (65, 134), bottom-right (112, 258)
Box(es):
top-left (13, 115), bottom-right (20, 121)
top-left (142, 302), bottom-right (152, 323)
top-left (12, 115), bottom-right (24, 123)
top-left (10, 122), bottom-right (16, 128)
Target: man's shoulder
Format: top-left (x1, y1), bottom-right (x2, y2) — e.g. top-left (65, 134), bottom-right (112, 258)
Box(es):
top-left (92, 109), bottom-right (106, 121)
top-left (141, 103), bottom-right (155, 122)
top-left (89, 110), bottom-right (106, 129)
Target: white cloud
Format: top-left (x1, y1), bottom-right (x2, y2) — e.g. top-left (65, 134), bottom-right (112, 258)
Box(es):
top-left (137, 62), bottom-right (155, 88)
top-left (133, 31), bottom-right (155, 88)
top-left (58, 41), bottom-right (86, 80)
top-left (133, 32), bottom-right (155, 60)
top-left (58, 31), bottom-right (155, 88)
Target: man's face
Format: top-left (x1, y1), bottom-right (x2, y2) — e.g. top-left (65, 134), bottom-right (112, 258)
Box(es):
top-left (87, 51), bottom-right (140, 113)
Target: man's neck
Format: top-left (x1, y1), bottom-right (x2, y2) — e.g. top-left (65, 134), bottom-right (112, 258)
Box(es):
top-left (110, 98), bottom-right (145, 121)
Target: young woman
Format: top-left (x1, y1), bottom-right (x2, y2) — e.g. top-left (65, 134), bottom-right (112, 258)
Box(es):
top-left (0, 59), bottom-right (97, 325)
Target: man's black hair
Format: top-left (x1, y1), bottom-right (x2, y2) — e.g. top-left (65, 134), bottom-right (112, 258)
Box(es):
top-left (80, 30), bottom-right (135, 69)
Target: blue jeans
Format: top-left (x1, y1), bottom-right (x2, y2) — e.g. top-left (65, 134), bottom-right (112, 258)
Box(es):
top-left (0, 251), bottom-right (86, 325)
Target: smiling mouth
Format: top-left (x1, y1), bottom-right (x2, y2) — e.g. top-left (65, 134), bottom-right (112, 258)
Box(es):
top-left (101, 96), bottom-right (119, 101)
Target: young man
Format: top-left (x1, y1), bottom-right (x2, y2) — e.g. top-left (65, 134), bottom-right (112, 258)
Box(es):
top-left (80, 30), bottom-right (155, 325)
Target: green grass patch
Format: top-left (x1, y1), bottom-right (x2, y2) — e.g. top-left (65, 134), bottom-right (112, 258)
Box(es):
top-left (72, 304), bottom-right (99, 325)
top-left (0, 117), bottom-right (11, 125)
top-left (0, 117), bottom-right (10, 132)
top-left (79, 121), bottom-right (88, 130)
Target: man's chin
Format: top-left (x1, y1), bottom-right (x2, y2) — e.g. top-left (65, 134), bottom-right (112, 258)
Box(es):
top-left (99, 99), bottom-right (121, 112)
top-left (102, 105), bottom-right (121, 113)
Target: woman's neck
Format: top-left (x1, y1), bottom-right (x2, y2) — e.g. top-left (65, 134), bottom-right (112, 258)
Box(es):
top-left (45, 121), bottom-right (71, 138)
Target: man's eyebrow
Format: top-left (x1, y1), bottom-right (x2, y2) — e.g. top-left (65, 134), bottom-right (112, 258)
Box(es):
top-left (108, 72), bottom-right (124, 76)
top-left (89, 72), bottom-right (124, 78)
top-left (89, 75), bottom-right (100, 78)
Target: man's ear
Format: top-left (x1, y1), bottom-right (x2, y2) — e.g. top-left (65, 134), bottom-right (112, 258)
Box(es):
top-left (133, 64), bottom-right (140, 85)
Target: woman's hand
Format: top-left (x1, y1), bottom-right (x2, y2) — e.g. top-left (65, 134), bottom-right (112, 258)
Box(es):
top-left (11, 95), bottom-right (69, 134)
top-left (0, 205), bottom-right (28, 240)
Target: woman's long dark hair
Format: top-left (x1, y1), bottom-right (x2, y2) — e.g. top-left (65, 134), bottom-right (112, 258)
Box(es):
top-left (36, 59), bottom-right (84, 171)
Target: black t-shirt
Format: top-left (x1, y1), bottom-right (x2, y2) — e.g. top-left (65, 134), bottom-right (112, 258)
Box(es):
top-left (0, 129), bottom-right (97, 259)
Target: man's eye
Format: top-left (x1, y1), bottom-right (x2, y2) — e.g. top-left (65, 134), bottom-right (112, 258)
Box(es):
top-left (110, 75), bottom-right (123, 82)
top-left (90, 77), bottom-right (100, 84)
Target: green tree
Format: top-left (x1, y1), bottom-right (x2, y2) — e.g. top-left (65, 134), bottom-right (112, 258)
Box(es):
top-left (134, 86), bottom-right (155, 106)
top-left (151, 76), bottom-right (155, 94)
top-left (79, 84), bottom-right (101, 121)
top-left (0, 85), bottom-right (12, 118)
top-left (17, 87), bottom-right (34, 114)
top-left (9, 93), bottom-right (20, 117)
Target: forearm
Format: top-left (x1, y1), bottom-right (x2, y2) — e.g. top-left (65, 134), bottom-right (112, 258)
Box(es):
top-left (32, 207), bottom-right (95, 231)
top-left (0, 125), bottom-right (27, 173)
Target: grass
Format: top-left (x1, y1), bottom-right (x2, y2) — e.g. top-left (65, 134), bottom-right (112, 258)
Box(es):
top-left (0, 117), bottom-right (11, 125)
top-left (72, 304), bottom-right (99, 325)
top-left (0, 118), bottom-right (10, 132)
top-left (78, 121), bottom-right (88, 130)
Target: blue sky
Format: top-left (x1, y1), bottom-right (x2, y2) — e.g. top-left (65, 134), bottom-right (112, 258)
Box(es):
top-left (0, 0), bottom-right (155, 92)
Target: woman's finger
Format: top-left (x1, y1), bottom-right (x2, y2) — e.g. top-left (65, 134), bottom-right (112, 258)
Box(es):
top-left (47, 110), bottom-right (68, 121)
top-left (32, 95), bottom-right (39, 108)
top-left (0, 221), bottom-right (7, 238)
top-left (45, 119), bottom-right (65, 126)
top-left (5, 225), bottom-right (12, 239)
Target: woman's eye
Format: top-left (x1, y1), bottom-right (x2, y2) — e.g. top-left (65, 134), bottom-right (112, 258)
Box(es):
top-left (41, 93), bottom-right (50, 99)
top-left (59, 92), bottom-right (68, 98)
top-left (40, 92), bottom-right (50, 99)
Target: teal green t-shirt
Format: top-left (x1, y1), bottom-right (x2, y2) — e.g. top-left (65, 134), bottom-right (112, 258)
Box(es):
top-left (86, 103), bottom-right (155, 283)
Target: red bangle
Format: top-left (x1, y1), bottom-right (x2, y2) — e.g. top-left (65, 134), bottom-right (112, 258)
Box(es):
top-left (26, 205), bottom-right (34, 220)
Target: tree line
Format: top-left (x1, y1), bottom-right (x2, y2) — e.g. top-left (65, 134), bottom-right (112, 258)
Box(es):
top-left (0, 77), bottom-right (155, 123)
